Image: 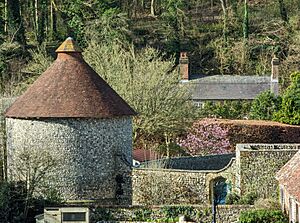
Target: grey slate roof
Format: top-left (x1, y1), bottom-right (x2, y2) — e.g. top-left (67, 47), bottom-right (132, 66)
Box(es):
top-left (185, 75), bottom-right (271, 100)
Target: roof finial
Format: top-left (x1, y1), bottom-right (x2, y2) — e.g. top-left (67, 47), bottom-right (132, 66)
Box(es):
top-left (55, 37), bottom-right (82, 53)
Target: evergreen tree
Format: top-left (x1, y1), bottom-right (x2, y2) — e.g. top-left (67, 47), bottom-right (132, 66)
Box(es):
top-left (274, 72), bottom-right (300, 125)
top-left (7, 0), bottom-right (26, 45)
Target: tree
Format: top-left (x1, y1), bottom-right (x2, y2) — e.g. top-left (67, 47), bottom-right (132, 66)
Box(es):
top-left (83, 41), bottom-right (196, 154)
top-left (243, 0), bottom-right (249, 40)
top-left (278, 0), bottom-right (288, 22)
top-left (0, 181), bottom-right (27, 222)
top-left (177, 119), bottom-right (230, 156)
top-left (274, 72), bottom-right (300, 125)
top-left (219, 0), bottom-right (228, 42)
top-left (6, 0), bottom-right (26, 44)
top-left (161, 0), bottom-right (186, 54)
top-left (84, 8), bottom-right (130, 45)
top-left (8, 147), bottom-right (61, 218)
top-left (249, 91), bottom-right (281, 120)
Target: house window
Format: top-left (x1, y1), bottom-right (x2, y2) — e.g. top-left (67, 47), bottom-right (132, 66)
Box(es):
top-left (62, 212), bottom-right (86, 221)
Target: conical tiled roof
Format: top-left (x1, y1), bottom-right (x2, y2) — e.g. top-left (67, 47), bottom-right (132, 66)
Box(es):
top-left (5, 37), bottom-right (137, 118)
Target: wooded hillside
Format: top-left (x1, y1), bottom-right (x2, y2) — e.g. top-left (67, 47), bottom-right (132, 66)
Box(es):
top-left (0, 0), bottom-right (300, 94)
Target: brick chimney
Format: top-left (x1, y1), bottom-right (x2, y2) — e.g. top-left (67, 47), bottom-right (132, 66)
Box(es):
top-left (179, 52), bottom-right (189, 81)
top-left (271, 56), bottom-right (279, 96)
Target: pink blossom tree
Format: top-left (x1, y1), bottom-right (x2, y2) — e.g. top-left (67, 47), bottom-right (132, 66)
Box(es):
top-left (177, 119), bottom-right (231, 156)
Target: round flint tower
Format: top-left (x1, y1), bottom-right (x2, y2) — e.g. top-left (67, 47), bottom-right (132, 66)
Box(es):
top-left (5, 37), bottom-right (136, 204)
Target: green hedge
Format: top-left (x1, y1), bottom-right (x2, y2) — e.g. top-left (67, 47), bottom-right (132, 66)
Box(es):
top-left (239, 209), bottom-right (288, 223)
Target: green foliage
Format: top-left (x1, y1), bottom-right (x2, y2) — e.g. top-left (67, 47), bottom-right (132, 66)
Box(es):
top-left (131, 208), bottom-right (153, 222)
top-left (225, 192), bottom-right (258, 205)
top-left (0, 54), bottom-right (8, 92)
top-left (159, 206), bottom-right (206, 222)
top-left (239, 209), bottom-right (288, 223)
top-left (0, 181), bottom-right (62, 223)
top-left (90, 207), bottom-right (115, 222)
top-left (225, 192), bottom-right (240, 205)
top-left (243, 1), bottom-right (249, 40)
top-left (24, 45), bottom-right (54, 75)
top-left (239, 192), bottom-right (258, 205)
top-left (274, 72), bottom-right (300, 124)
top-left (60, 0), bottom-right (87, 45)
top-left (0, 182), bottom-right (26, 222)
top-left (199, 100), bottom-right (252, 119)
top-left (254, 198), bottom-right (281, 210)
top-left (84, 8), bottom-right (130, 45)
top-left (7, 0), bottom-right (26, 44)
top-left (249, 90), bottom-right (281, 120)
top-left (161, 0), bottom-right (186, 53)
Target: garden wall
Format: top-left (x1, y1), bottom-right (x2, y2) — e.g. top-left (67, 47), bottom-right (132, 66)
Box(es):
top-left (89, 205), bottom-right (254, 223)
top-left (236, 144), bottom-right (300, 198)
top-left (133, 143), bottom-right (300, 206)
top-left (132, 158), bottom-right (236, 205)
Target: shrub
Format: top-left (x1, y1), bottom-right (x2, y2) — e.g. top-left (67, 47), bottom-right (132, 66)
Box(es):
top-left (274, 72), bottom-right (300, 125)
top-left (209, 119), bottom-right (300, 151)
top-left (0, 181), bottom-right (62, 223)
top-left (199, 100), bottom-right (252, 119)
top-left (225, 192), bottom-right (240, 204)
top-left (254, 198), bottom-right (281, 210)
top-left (239, 192), bottom-right (258, 205)
top-left (0, 182), bottom-right (26, 223)
top-left (249, 90), bottom-right (281, 120)
top-left (239, 209), bottom-right (288, 223)
top-left (177, 118), bottom-right (231, 155)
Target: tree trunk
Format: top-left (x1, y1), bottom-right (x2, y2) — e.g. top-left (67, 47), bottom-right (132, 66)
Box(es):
top-left (133, 0), bottom-right (137, 18)
top-left (35, 0), bottom-right (38, 41)
top-left (243, 0), bottom-right (249, 40)
top-left (278, 0), bottom-right (288, 22)
top-left (151, 0), bottom-right (155, 16)
top-left (4, 0), bottom-right (7, 33)
top-left (219, 0), bottom-right (227, 42)
top-left (50, 0), bottom-right (53, 38)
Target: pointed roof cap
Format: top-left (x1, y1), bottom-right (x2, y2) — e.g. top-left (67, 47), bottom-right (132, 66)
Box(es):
top-left (55, 37), bottom-right (82, 53)
top-left (5, 38), bottom-right (137, 118)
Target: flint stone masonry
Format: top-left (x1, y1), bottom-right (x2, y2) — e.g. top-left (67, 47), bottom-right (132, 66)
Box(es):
top-left (236, 144), bottom-right (300, 198)
top-left (90, 205), bottom-right (254, 223)
top-left (0, 97), bottom-right (15, 180)
top-left (133, 143), bottom-right (300, 205)
top-left (132, 158), bottom-right (236, 205)
top-left (6, 117), bottom-right (133, 204)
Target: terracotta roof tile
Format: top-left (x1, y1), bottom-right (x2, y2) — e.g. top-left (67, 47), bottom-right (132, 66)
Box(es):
top-left (277, 151), bottom-right (300, 202)
top-left (5, 38), bottom-right (137, 118)
top-left (133, 149), bottom-right (159, 162)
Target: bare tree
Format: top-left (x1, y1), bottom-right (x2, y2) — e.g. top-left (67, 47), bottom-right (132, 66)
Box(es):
top-left (8, 147), bottom-right (61, 218)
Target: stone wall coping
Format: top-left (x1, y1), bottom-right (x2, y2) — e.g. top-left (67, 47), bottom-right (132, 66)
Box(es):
top-left (236, 143), bottom-right (300, 151)
top-left (56, 204), bottom-right (254, 209)
top-left (134, 157), bottom-right (236, 173)
top-left (239, 149), bottom-right (299, 152)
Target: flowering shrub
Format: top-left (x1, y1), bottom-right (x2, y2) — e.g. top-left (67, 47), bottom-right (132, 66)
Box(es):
top-left (177, 119), bottom-right (231, 156)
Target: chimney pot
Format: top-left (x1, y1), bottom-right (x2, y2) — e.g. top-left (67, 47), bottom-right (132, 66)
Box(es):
top-left (271, 56), bottom-right (279, 96)
top-left (179, 52), bottom-right (189, 80)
